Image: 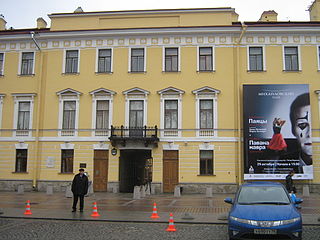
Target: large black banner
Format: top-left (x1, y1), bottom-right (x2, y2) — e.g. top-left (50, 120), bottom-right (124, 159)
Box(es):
top-left (243, 84), bottom-right (313, 180)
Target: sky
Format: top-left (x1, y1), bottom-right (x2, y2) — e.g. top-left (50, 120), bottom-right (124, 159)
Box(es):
top-left (0, 0), bottom-right (315, 29)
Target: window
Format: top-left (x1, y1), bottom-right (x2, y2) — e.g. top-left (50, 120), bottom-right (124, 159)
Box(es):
top-left (0, 95), bottom-right (4, 133)
top-left (318, 46), bottom-right (320, 70)
top-left (15, 149), bottom-right (27, 172)
top-left (165, 48), bottom-right (178, 72)
top-left (130, 48), bottom-right (145, 72)
top-left (200, 100), bottom-right (213, 129)
top-left (65, 50), bottom-right (79, 73)
top-left (62, 101), bottom-right (76, 130)
top-left (164, 100), bottom-right (178, 129)
top-left (249, 47), bottom-right (263, 71)
top-left (17, 102), bottom-right (30, 130)
top-left (96, 100), bottom-right (109, 130)
top-left (284, 46), bottom-right (299, 71)
top-left (199, 47), bottom-right (213, 71)
top-left (200, 150), bottom-right (213, 175)
top-left (20, 52), bottom-right (34, 75)
top-left (61, 149), bottom-right (74, 173)
top-left (97, 49), bottom-right (112, 73)
top-left (0, 53), bottom-right (4, 75)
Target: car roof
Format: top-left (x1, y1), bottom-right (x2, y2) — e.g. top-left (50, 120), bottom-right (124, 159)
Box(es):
top-left (242, 181), bottom-right (284, 187)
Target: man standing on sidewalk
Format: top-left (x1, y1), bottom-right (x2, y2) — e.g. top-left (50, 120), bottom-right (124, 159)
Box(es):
top-left (71, 168), bottom-right (88, 212)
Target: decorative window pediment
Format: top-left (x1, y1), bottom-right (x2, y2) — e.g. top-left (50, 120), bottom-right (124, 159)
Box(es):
top-left (192, 86), bottom-right (220, 96)
top-left (56, 88), bottom-right (82, 97)
top-left (90, 88), bottom-right (116, 96)
top-left (157, 87), bottom-right (185, 96)
top-left (123, 87), bottom-right (149, 96)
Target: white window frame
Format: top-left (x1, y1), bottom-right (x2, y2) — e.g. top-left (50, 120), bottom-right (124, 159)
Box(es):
top-left (18, 51), bottom-right (35, 75)
top-left (91, 96), bottom-right (114, 137)
top-left (0, 94), bottom-right (4, 135)
top-left (125, 97), bottom-right (147, 127)
top-left (197, 46), bottom-right (215, 72)
top-left (199, 144), bottom-right (215, 175)
top-left (12, 93), bottom-right (36, 137)
top-left (195, 94), bottom-right (218, 137)
top-left (162, 46), bottom-right (181, 72)
top-left (128, 47), bottom-right (146, 73)
top-left (57, 91), bottom-right (81, 137)
top-left (282, 45), bottom-right (301, 71)
top-left (95, 48), bottom-right (113, 73)
top-left (160, 95), bottom-right (182, 137)
top-left (317, 45), bottom-right (320, 71)
top-left (0, 52), bottom-right (4, 76)
top-left (247, 45), bottom-right (266, 71)
top-left (62, 49), bottom-right (80, 74)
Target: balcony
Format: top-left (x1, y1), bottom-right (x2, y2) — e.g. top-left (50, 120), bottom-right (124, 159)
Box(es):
top-left (109, 125), bottom-right (159, 147)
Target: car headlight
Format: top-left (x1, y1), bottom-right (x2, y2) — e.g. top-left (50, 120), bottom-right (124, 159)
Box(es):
top-left (230, 216), bottom-right (300, 227)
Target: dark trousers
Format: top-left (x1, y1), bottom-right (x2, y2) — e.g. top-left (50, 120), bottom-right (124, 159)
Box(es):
top-left (72, 194), bottom-right (84, 210)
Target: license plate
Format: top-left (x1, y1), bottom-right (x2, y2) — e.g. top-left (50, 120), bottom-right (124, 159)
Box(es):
top-left (254, 229), bottom-right (277, 235)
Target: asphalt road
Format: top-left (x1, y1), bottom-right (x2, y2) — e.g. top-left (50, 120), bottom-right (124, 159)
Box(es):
top-left (0, 218), bottom-right (320, 240)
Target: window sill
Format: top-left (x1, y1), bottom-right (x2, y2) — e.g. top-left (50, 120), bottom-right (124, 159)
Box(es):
top-left (128, 71), bottom-right (146, 74)
top-left (197, 174), bottom-right (215, 176)
top-left (18, 74), bottom-right (35, 77)
top-left (95, 72), bottom-right (113, 75)
top-left (62, 72), bottom-right (80, 75)
top-left (197, 70), bottom-right (215, 73)
top-left (247, 70), bottom-right (266, 72)
top-left (282, 70), bottom-right (301, 72)
top-left (162, 71), bottom-right (181, 73)
top-left (58, 172), bottom-right (74, 175)
top-left (12, 171), bottom-right (29, 174)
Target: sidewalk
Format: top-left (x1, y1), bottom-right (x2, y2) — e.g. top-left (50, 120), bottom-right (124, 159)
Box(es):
top-left (0, 191), bottom-right (319, 225)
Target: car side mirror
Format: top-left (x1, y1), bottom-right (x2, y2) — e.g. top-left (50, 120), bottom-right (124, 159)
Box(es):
top-left (224, 197), bottom-right (233, 204)
top-left (295, 198), bottom-right (303, 204)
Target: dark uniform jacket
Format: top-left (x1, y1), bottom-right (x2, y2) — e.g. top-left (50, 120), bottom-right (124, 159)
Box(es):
top-left (71, 173), bottom-right (88, 195)
top-left (285, 174), bottom-right (296, 193)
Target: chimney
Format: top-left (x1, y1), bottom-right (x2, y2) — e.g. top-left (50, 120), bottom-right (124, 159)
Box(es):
top-left (309, 0), bottom-right (320, 21)
top-left (259, 10), bottom-right (278, 22)
top-left (0, 14), bottom-right (7, 30)
top-left (37, 17), bottom-right (47, 29)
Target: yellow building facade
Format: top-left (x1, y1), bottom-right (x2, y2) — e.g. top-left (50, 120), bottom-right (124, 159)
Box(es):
top-left (0, 3), bottom-right (319, 193)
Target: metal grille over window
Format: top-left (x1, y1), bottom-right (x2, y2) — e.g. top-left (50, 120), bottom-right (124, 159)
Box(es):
top-left (200, 100), bottom-right (214, 136)
top-left (17, 101), bottom-right (30, 136)
top-left (199, 47), bottom-right (213, 71)
top-left (95, 100), bottom-right (109, 136)
top-left (0, 53), bottom-right (4, 75)
top-left (62, 101), bottom-right (76, 136)
top-left (16, 149), bottom-right (28, 173)
top-left (249, 47), bottom-right (263, 71)
top-left (131, 48), bottom-right (144, 72)
top-left (65, 50), bottom-right (78, 73)
top-left (21, 52), bottom-right (34, 75)
top-left (165, 48), bottom-right (178, 72)
top-left (164, 100), bottom-right (178, 136)
top-left (98, 49), bottom-right (111, 73)
top-left (200, 150), bottom-right (213, 175)
top-left (61, 149), bottom-right (74, 173)
top-left (284, 47), bottom-right (299, 71)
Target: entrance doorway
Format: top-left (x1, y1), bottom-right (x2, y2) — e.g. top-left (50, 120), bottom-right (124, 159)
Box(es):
top-left (163, 150), bottom-right (179, 193)
top-left (119, 149), bottom-right (152, 193)
top-left (93, 150), bottom-right (109, 192)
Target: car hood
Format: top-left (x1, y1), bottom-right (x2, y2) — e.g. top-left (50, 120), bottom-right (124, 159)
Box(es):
top-left (231, 204), bottom-right (300, 221)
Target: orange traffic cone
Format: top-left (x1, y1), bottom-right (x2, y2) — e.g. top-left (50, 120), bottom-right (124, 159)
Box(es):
top-left (24, 200), bottom-right (32, 215)
top-left (91, 202), bottom-right (100, 217)
top-left (166, 213), bottom-right (176, 232)
top-left (150, 202), bottom-right (160, 219)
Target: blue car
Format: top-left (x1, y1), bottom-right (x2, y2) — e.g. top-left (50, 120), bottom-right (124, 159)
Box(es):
top-left (224, 182), bottom-right (303, 240)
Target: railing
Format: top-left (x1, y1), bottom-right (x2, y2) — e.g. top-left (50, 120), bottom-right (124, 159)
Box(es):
top-left (199, 129), bottom-right (215, 137)
top-left (163, 129), bottom-right (179, 137)
top-left (94, 130), bottom-right (109, 136)
top-left (60, 130), bottom-right (75, 136)
top-left (15, 130), bottom-right (30, 137)
top-left (110, 125), bottom-right (158, 138)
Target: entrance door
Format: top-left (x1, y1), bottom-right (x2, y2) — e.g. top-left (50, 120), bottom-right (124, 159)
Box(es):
top-left (163, 150), bottom-right (179, 193)
top-left (129, 100), bottom-right (144, 136)
top-left (93, 150), bottom-right (109, 192)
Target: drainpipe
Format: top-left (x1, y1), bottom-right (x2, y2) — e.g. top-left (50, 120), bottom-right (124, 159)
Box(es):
top-left (30, 31), bottom-right (44, 190)
top-left (234, 22), bottom-right (247, 186)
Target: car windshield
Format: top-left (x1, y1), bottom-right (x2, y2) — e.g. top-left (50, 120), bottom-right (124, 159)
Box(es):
top-left (237, 186), bottom-right (290, 205)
